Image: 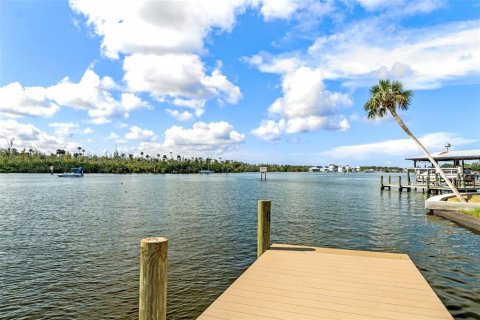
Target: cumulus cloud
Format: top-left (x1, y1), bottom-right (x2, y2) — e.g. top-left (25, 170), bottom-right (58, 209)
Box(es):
top-left (0, 69), bottom-right (150, 123)
top-left (166, 109), bottom-right (194, 122)
top-left (0, 82), bottom-right (59, 118)
top-left (69, 0), bottom-right (252, 59)
top-left (138, 121), bottom-right (244, 156)
top-left (49, 122), bottom-right (80, 137)
top-left (125, 126), bottom-right (156, 141)
top-left (0, 119), bottom-right (77, 153)
top-left (123, 54), bottom-right (241, 116)
top-left (83, 127), bottom-right (94, 134)
top-left (249, 64), bottom-right (352, 140)
top-left (307, 19), bottom-right (480, 89)
top-left (320, 132), bottom-right (477, 160)
top-left (251, 116), bottom-right (349, 141)
top-left (48, 69), bottom-right (150, 120)
top-left (268, 67), bottom-right (352, 118)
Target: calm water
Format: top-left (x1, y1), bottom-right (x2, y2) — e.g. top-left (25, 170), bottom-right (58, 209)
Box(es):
top-left (0, 173), bottom-right (479, 319)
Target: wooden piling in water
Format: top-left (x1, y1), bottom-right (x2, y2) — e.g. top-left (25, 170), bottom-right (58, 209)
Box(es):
top-left (426, 175), bottom-right (430, 195)
top-left (388, 175), bottom-right (391, 185)
top-left (407, 171), bottom-right (411, 185)
top-left (257, 200), bottom-right (271, 258)
top-left (139, 237), bottom-right (168, 320)
top-left (380, 175), bottom-right (384, 190)
top-left (398, 176), bottom-right (402, 191)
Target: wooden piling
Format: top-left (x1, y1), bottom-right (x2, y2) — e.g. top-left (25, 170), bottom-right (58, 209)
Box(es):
top-left (388, 175), bottom-right (391, 185)
top-left (257, 200), bottom-right (271, 258)
top-left (426, 175), bottom-right (430, 195)
top-left (139, 237), bottom-right (168, 320)
top-left (380, 175), bottom-right (384, 190)
top-left (407, 171), bottom-right (411, 185)
top-left (398, 176), bottom-right (402, 191)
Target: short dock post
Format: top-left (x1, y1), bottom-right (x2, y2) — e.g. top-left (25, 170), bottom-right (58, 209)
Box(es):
top-left (398, 176), bottom-right (402, 191)
top-left (388, 175), bottom-right (391, 185)
top-left (139, 237), bottom-right (168, 320)
top-left (257, 200), bottom-right (271, 258)
top-left (380, 175), bottom-right (384, 190)
top-left (407, 171), bottom-right (411, 185)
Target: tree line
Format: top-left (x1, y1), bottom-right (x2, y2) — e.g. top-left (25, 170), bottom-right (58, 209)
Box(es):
top-left (0, 147), bottom-right (311, 174)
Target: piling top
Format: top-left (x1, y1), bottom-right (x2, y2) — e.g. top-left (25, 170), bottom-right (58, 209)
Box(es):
top-left (141, 237), bottom-right (168, 245)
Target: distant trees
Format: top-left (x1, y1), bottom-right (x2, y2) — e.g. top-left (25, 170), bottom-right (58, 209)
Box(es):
top-left (0, 148), bottom-right (311, 174)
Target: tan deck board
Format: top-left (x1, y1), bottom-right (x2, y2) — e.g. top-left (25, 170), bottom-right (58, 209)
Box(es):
top-left (199, 244), bottom-right (452, 320)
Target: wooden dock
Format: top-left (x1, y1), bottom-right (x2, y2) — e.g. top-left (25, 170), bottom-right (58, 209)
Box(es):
top-left (380, 175), bottom-right (478, 195)
top-left (198, 244), bottom-right (452, 320)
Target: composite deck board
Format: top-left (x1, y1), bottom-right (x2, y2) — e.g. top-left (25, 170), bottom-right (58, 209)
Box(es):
top-left (199, 244), bottom-right (452, 320)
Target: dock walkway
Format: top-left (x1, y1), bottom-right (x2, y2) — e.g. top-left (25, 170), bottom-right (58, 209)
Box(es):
top-left (198, 244), bottom-right (452, 320)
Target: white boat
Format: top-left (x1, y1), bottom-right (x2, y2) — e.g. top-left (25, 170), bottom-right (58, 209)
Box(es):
top-left (199, 170), bottom-right (214, 174)
top-left (58, 167), bottom-right (84, 177)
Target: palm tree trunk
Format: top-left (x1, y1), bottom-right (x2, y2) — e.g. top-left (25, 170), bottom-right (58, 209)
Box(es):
top-left (388, 108), bottom-right (467, 203)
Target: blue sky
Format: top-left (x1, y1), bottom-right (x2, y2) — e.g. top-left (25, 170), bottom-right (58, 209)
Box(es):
top-left (1, 0), bottom-right (479, 166)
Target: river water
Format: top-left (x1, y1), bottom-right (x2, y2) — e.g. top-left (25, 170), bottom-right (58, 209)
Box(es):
top-left (0, 173), bottom-right (479, 319)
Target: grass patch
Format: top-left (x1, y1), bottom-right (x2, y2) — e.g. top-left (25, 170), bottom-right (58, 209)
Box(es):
top-left (447, 194), bottom-right (480, 203)
top-left (460, 207), bottom-right (480, 218)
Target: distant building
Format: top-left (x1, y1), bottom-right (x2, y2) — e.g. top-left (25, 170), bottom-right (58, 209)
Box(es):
top-left (328, 164), bottom-right (337, 172)
top-left (309, 166), bottom-right (320, 172)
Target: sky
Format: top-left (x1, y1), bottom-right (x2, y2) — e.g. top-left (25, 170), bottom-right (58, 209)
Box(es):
top-left (0, 0), bottom-right (479, 166)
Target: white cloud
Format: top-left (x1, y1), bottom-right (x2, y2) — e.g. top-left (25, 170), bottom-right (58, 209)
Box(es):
top-left (0, 82), bottom-right (59, 118)
top-left (69, 0), bottom-right (252, 59)
top-left (0, 69), bottom-right (150, 123)
top-left (249, 65), bottom-right (352, 140)
top-left (321, 132), bottom-right (477, 160)
top-left (166, 109), bottom-right (194, 122)
top-left (251, 116), bottom-right (350, 141)
top-left (307, 19), bottom-right (480, 89)
top-left (49, 122), bottom-right (80, 137)
top-left (268, 66), bottom-right (352, 118)
top-left (163, 121), bottom-right (244, 151)
top-left (125, 126), bottom-right (155, 141)
top-left (260, 0), bottom-right (303, 20)
top-left (251, 119), bottom-right (286, 141)
top-left (0, 119), bottom-right (77, 153)
top-left (48, 69), bottom-right (150, 120)
top-left (123, 54), bottom-right (241, 116)
top-left (107, 132), bottom-right (120, 140)
top-left (83, 127), bottom-right (94, 134)
top-left (355, 0), bottom-right (444, 14)
top-left (88, 117), bottom-right (111, 125)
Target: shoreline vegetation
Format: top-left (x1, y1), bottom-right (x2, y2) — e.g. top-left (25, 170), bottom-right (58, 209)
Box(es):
top-left (0, 147), bottom-right (406, 174)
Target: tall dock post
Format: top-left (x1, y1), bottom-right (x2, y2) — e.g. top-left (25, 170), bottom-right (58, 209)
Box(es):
top-left (407, 170), bottom-right (411, 185)
top-left (388, 175), bottom-right (391, 185)
top-left (398, 176), bottom-right (402, 191)
top-left (257, 200), bottom-right (271, 258)
top-left (380, 176), bottom-right (384, 190)
top-left (139, 237), bottom-right (168, 320)
top-left (426, 175), bottom-right (430, 195)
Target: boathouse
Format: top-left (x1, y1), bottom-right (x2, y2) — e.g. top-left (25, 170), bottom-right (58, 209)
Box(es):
top-left (405, 149), bottom-right (480, 186)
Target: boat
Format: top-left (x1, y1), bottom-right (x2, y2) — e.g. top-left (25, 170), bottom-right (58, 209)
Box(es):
top-left (199, 170), bottom-right (214, 174)
top-left (58, 167), bottom-right (84, 178)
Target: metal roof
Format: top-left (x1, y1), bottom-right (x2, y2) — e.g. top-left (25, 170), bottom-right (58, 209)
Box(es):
top-left (405, 149), bottom-right (480, 161)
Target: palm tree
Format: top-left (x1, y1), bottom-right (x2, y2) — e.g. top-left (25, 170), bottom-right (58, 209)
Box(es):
top-left (365, 79), bottom-right (466, 203)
